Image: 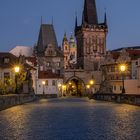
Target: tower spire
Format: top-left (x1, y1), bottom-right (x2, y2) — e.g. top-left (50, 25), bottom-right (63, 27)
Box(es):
top-left (104, 12), bottom-right (107, 26)
top-left (82, 0), bottom-right (98, 25)
top-left (75, 13), bottom-right (78, 32)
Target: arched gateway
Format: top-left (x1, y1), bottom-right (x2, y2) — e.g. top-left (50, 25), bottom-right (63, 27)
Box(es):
top-left (65, 76), bottom-right (86, 96)
top-left (64, 69), bottom-right (102, 97)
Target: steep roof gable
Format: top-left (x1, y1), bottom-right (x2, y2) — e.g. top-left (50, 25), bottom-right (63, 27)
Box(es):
top-left (82, 0), bottom-right (98, 25)
top-left (37, 24), bottom-right (58, 55)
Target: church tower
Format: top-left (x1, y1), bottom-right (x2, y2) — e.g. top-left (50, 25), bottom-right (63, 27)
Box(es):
top-left (75, 0), bottom-right (108, 70)
top-left (62, 33), bottom-right (77, 69)
top-left (62, 32), bottom-right (70, 69)
top-left (69, 35), bottom-right (77, 66)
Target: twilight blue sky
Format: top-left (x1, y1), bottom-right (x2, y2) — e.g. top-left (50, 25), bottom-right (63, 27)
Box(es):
top-left (0, 0), bottom-right (140, 51)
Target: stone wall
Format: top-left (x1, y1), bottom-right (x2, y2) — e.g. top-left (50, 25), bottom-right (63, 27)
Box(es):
top-left (35, 94), bottom-right (57, 99)
top-left (0, 94), bottom-right (35, 111)
top-left (90, 94), bottom-right (140, 106)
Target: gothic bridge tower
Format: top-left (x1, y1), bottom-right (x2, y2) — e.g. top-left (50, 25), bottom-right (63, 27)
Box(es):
top-left (75, 0), bottom-right (108, 70)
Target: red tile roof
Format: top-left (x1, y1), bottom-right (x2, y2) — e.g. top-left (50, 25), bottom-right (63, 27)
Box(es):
top-left (38, 70), bottom-right (63, 79)
top-left (0, 52), bottom-right (18, 68)
top-left (111, 50), bottom-right (140, 60)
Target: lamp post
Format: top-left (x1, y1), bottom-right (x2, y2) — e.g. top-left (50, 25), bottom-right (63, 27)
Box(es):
top-left (42, 81), bottom-right (45, 95)
top-left (89, 79), bottom-right (95, 94)
top-left (86, 84), bottom-right (90, 95)
top-left (120, 64), bottom-right (126, 94)
top-left (14, 66), bottom-right (20, 94)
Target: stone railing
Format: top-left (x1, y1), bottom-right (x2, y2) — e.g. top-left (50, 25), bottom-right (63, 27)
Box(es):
top-left (0, 94), bottom-right (35, 111)
top-left (89, 93), bottom-right (140, 106)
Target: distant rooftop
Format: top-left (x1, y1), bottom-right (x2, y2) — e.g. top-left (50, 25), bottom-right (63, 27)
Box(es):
top-left (112, 46), bottom-right (140, 52)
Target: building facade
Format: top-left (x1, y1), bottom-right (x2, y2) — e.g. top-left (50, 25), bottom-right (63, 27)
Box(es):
top-left (34, 24), bottom-right (64, 95)
top-left (101, 47), bottom-right (140, 94)
top-left (0, 52), bottom-right (35, 94)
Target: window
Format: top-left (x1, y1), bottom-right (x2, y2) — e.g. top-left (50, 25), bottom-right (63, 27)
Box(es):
top-left (4, 72), bottom-right (10, 79)
top-left (94, 62), bottom-right (98, 71)
top-left (56, 62), bottom-right (60, 67)
top-left (46, 62), bottom-right (50, 67)
top-left (111, 66), bottom-right (115, 72)
top-left (86, 46), bottom-right (90, 54)
top-left (45, 80), bottom-right (48, 86)
top-left (66, 56), bottom-right (68, 61)
top-left (57, 70), bottom-right (60, 75)
top-left (136, 61), bottom-right (138, 65)
top-left (52, 80), bottom-right (56, 86)
top-left (48, 50), bottom-right (53, 55)
top-left (120, 86), bottom-right (122, 91)
top-left (40, 66), bottom-right (43, 71)
top-left (4, 57), bottom-right (10, 63)
top-left (114, 86), bottom-right (116, 91)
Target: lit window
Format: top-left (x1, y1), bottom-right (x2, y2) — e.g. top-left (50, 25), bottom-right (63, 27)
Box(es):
top-left (46, 62), bottom-right (50, 67)
top-left (45, 80), bottom-right (48, 86)
top-left (4, 57), bottom-right (10, 63)
top-left (56, 62), bottom-right (60, 67)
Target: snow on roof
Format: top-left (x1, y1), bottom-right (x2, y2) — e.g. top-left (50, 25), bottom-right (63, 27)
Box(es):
top-left (10, 46), bottom-right (33, 57)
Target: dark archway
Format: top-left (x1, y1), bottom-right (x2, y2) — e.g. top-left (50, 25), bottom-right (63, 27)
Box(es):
top-left (65, 76), bottom-right (86, 97)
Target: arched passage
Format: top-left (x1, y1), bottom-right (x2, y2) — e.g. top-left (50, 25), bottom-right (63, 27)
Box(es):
top-left (65, 76), bottom-right (86, 97)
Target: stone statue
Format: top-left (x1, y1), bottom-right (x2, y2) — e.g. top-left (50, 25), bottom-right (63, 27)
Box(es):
top-left (97, 67), bottom-right (113, 94)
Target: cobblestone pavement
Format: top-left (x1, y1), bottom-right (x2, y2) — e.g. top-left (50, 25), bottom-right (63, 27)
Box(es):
top-left (0, 97), bottom-right (140, 140)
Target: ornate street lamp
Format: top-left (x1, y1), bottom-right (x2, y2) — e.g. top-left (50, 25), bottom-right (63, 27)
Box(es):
top-left (89, 79), bottom-right (95, 94)
top-left (14, 66), bottom-right (20, 94)
top-left (42, 81), bottom-right (45, 95)
top-left (119, 64), bottom-right (126, 94)
top-left (86, 84), bottom-right (90, 95)
top-left (90, 80), bottom-right (94, 86)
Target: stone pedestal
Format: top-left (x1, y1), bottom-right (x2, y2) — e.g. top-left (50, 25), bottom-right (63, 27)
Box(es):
top-left (23, 81), bottom-right (29, 94)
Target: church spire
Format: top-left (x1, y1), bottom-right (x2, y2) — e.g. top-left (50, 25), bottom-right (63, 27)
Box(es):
top-left (82, 0), bottom-right (98, 25)
top-left (75, 14), bottom-right (78, 32)
top-left (63, 32), bottom-right (68, 42)
top-left (104, 12), bottom-right (107, 25)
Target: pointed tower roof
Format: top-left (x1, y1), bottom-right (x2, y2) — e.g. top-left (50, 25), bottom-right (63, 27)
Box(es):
top-left (82, 0), bottom-right (98, 25)
top-left (104, 12), bottom-right (107, 25)
top-left (36, 24), bottom-right (58, 56)
top-left (75, 15), bottom-right (78, 32)
top-left (37, 24), bottom-right (58, 48)
top-left (63, 32), bottom-right (68, 42)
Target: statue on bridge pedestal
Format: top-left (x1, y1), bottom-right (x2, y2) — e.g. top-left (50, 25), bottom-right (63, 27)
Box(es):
top-left (23, 69), bottom-right (34, 94)
top-left (97, 67), bottom-right (113, 94)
